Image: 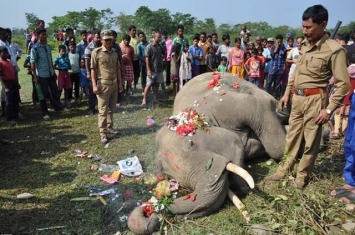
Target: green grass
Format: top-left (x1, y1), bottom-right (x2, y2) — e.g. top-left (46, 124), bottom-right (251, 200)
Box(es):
top-left (0, 55), bottom-right (354, 235)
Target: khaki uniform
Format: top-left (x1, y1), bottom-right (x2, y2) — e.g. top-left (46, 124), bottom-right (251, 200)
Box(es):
top-left (91, 46), bottom-right (121, 138)
top-left (276, 34), bottom-right (350, 187)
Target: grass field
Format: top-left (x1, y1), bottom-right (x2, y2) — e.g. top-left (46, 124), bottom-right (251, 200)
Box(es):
top-left (0, 53), bottom-right (354, 235)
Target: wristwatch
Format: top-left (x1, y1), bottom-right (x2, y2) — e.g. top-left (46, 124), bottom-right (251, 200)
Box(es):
top-left (326, 109), bottom-right (332, 115)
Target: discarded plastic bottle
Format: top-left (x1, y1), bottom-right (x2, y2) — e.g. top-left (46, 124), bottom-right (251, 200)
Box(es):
top-left (98, 163), bottom-right (120, 172)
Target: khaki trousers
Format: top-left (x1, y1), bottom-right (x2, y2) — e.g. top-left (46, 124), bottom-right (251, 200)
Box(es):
top-left (97, 81), bottom-right (118, 138)
top-left (334, 113), bottom-right (348, 136)
top-left (281, 93), bottom-right (327, 182)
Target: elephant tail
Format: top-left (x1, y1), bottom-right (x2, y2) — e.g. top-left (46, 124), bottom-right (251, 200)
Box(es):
top-left (127, 206), bottom-right (160, 235)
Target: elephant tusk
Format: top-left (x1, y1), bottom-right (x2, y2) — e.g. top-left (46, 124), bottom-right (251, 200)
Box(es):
top-left (228, 189), bottom-right (251, 222)
top-left (226, 163), bottom-right (255, 189)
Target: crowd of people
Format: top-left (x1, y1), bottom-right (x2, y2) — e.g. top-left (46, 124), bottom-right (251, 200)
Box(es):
top-left (1, 5), bottom-right (355, 200)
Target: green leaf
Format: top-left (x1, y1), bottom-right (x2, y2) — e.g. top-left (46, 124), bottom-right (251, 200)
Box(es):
top-left (277, 195), bottom-right (288, 201)
top-left (272, 223), bottom-right (282, 230)
top-left (70, 197), bottom-right (97, 201)
top-left (205, 158), bottom-right (213, 171)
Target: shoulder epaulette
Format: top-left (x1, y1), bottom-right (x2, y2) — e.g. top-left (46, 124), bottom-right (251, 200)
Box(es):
top-left (325, 39), bottom-right (345, 53)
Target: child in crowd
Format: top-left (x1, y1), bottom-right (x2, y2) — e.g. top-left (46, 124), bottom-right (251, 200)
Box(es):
top-left (217, 56), bottom-right (228, 73)
top-left (54, 45), bottom-right (72, 108)
top-left (243, 51), bottom-right (251, 80)
top-left (247, 42), bottom-right (256, 53)
top-left (229, 37), bottom-right (245, 78)
top-left (244, 49), bottom-right (263, 87)
top-left (120, 34), bottom-right (135, 98)
top-left (63, 28), bottom-right (75, 52)
top-left (179, 43), bottom-right (192, 89)
top-left (171, 43), bottom-right (181, 95)
top-left (257, 47), bottom-right (266, 88)
top-left (68, 41), bottom-right (81, 106)
top-left (23, 53), bottom-right (38, 106)
top-left (0, 46), bottom-right (19, 123)
top-left (205, 46), bottom-right (219, 72)
top-left (189, 36), bottom-right (203, 78)
top-left (216, 35), bottom-right (231, 63)
top-left (79, 59), bottom-right (88, 100)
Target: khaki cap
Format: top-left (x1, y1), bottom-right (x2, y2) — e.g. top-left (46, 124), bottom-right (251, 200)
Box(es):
top-left (101, 30), bottom-right (114, 40)
top-left (267, 37), bottom-right (275, 42)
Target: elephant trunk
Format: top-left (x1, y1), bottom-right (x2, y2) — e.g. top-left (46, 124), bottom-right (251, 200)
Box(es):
top-left (127, 206), bottom-right (160, 235)
top-left (255, 111), bottom-right (286, 160)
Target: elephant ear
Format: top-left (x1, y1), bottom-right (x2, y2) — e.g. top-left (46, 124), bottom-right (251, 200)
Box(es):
top-left (127, 206), bottom-right (160, 235)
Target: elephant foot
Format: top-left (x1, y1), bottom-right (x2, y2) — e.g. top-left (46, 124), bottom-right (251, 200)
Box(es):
top-left (127, 206), bottom-right (160, 235)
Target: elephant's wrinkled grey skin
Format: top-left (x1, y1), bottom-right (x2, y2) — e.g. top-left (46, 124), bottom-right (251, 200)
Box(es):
top-left (127, 73), bottom-right (286, 234)
top-left (173, 73), bottom-right (286, 161)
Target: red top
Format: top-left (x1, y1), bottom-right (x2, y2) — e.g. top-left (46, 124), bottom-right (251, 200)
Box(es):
top-left (0, 59), bottom-right (16, 81)
top-left (245, 57), bottom-right (262, 78)
top-left (120, 44), bottom-right (134, 66)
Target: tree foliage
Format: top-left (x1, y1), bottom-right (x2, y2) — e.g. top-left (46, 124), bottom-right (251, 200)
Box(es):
top-left (26, 7), bottom-right (355, 41)
top-left (46, 8), bottom-right (115, 33)
top-left (25, 13), bottom-right (40, 30)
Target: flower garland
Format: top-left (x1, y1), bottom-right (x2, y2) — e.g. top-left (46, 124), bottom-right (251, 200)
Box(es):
top-left (207, 72), bottom-right (222, 89)
top-left (166, 109), bottom-right (210, 136)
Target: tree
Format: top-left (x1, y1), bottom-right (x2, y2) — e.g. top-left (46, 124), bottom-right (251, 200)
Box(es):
top-left (170, 12), bottom-right (196, 35)
top-left (116, 12), bottom-right (136, 33)
top-left (25, 12), bottom-right (40, 30)
top-left (338, 21), bottom-right (355, 35)
top-left (48, 11), bottom-right (83, 33)
top-left (134, 6), bottom-right (154, 33)
top-left (99, 8), bottom-right (116, 29)
top-left (217, 23), bottom-right (233, 35)
top-left (204, 18), bottom-right (217, 34)
top-left (80, 7), bottom-right (104, 30)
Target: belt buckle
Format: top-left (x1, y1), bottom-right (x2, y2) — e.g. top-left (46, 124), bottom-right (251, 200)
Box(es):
top-left (296, 89), bottom-right (304, 96)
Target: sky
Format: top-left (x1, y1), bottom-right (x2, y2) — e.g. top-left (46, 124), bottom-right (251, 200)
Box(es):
top-left (3, 0), bottom-right (354, 30)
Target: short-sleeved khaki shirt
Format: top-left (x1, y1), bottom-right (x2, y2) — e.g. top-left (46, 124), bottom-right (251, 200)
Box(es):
top-left (90, 46), bottom-right (121, 83)
top-left (286, 34), bottom-right (350, 111)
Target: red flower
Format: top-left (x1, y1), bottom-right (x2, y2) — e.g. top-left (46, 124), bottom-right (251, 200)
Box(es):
top-left (233, 82), bottom-right (240, 89)
top-left (157, 174), bottom-right (164, 182)
top-left (142, 201), bottom-right (154, 217)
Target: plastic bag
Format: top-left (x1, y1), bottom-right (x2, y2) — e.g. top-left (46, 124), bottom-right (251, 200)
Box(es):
top-left (98, 164), bottom-right (120, 172)
top-left (117, 156), bottom-right (143, 176)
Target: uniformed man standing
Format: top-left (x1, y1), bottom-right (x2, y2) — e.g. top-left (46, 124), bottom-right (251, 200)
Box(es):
top-left (265, 5), bottom-right (350, 189)
top-left (91, 30), bottom-right (123, 144)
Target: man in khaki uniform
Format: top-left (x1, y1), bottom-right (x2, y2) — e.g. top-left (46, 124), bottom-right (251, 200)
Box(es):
top-left (265, 5), bottom-right (350, 189)
top-left (91, 30), bottom-right (123, 144)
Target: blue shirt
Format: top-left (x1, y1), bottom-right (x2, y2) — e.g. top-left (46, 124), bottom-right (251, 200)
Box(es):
top-left (188, 46), bottom-right (203, 66)
top-left (30, 42), bottom-right (55, 78)
top-left (271, 45), bottom-right (287, 70)
top-left (76, 40), bottom-right (88, 57)
top-left (137, 41), bottom-right (149, 66)
top-left (54, 55), bottom-right (71, 70)
top-left (262, 48), bottom-right (273, 73)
